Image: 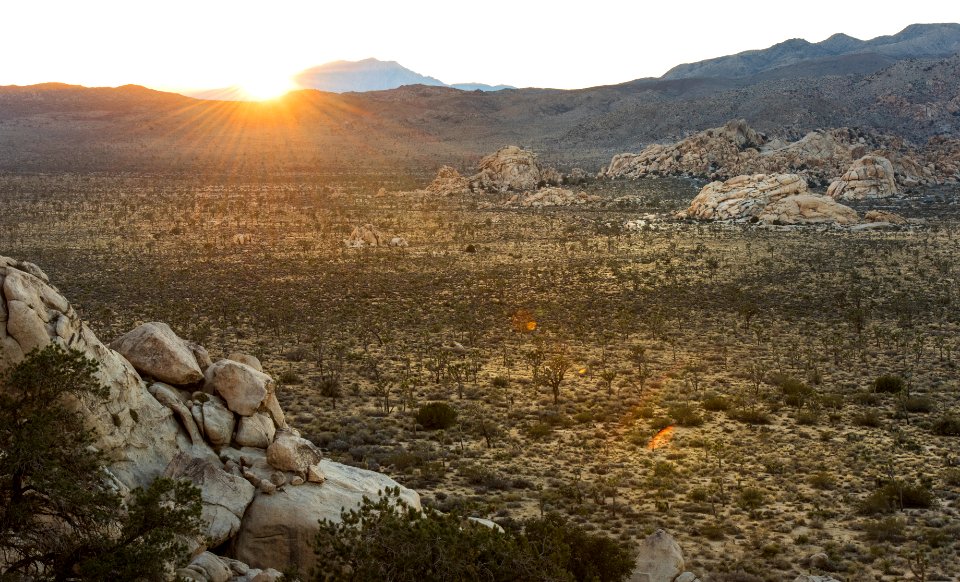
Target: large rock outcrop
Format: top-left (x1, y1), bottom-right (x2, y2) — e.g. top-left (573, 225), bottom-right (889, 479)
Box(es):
top-left (758, 194), bottom-right (859, 225)
top-left (205, 359), bottom-right (275, 417)
top-left (426, 165), bottom-right (470, 195)
top-left (469, 146), bottom-right (559, 192)
top-left (234, 452), bottom-right (421, 573)
top-left (630, 529), bottom-right (685, 582)
top-left (0, 257), bottom-right (182, 489)
top-left (165, 452), bottom-right (257, 547)
top-left (603, 120), bottom-right (764, 181)
top-left (601, 119), bottom-right (932, 189)
top-left (826, 155), bottom-right (898, 200)
top-left (684, 174), bottom-right (807, 221)
top-left (682, 174), bottom-right (858, 225)
top-left (111, 322), bottom-right (205, 385)
top-left (0, 254), bottom-right (421, 577)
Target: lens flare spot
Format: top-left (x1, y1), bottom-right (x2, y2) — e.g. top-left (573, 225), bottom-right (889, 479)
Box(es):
top-left (526, 321), bottom-right (537, 331)
top-left (578, 367), bottom-right (587, 375)
top-left (647, 425), bottom-right (675, 451)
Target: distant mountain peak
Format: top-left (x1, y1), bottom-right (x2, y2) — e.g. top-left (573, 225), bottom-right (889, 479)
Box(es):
top-left (292, 58), bottom-right (512, 95)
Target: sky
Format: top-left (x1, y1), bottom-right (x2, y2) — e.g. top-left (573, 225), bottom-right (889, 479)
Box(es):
top-left (2, 0), bottom-right (957, 95)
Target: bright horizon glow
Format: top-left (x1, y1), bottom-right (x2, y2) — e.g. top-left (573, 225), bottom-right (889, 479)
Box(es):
top-left (238, 72), bottom-right (297, 101)
top-left (1, 1), bottom-right (957, 94)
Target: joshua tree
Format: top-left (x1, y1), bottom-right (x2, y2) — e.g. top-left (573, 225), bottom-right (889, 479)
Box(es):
top-left (540, 348), bottom-right (573, 406)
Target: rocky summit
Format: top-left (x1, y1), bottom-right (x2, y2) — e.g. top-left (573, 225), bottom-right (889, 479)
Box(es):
top-left (0, 255), bottom-right (420, 580)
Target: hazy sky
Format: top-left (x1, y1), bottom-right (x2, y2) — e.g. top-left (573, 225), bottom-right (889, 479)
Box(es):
top-left (3, 0), bottom-right (957, 93)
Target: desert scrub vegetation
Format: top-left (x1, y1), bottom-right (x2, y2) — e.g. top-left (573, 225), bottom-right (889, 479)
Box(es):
top-left (3, 172), bottom-right (960, 579)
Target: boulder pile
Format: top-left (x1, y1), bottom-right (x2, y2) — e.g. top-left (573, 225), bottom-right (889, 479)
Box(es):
top-left (426, 145), bottom-right (570, 195)
top-left (629, 529), bottom-right (700, 582)
top-left (344, 224), bottom-right (408, 248)
top-left (827, 155), bottom-right (898, 200)
top-left (425, 165), bottom-right (470, 196)
top-left (681, 174), bottom-right (858, 225)
top-left (503, 187), bottom-right (600, 208)
top-left (601, 119), bottom-right (956, 188)
top-left (0, 255), bottom-right (420, 579)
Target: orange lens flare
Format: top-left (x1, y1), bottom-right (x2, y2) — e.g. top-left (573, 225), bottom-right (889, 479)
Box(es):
top-left (512, 309), bottom-right (537, 333)
top-left (647, 425), bottom-right (675, 451)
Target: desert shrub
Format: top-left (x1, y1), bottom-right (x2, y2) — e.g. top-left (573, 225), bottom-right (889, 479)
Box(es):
top-left (491, 376), bottom-right (510, 389)
top-left (778, 377), bottom-right (814, 407)
top-left (809, 472), bottom-right (836, 490)
top-left (860, 481), bottom-right (934, 514)
top-left (945, 468), bottom-right (960, 487)
top-left (862, 516), bottom-right (906, 542)
top-left (415, 402), bottom-right (458, 430)
top-left (310, 488), bottom-right (633, 581)
top-left (820, 393), bottom-right (844, 410)
top-left (279, 370), bottom-right (302, 384)
top-left (738, 487), bottom-right (766, 511)
top-left (283, 346), bottom-right (308, 361)
top-left (931, 413), bottom-right (960, 436)
top-left (649, 416), bottom-right (673, 431)
top-left (903, 395), bottom-right (935, 413)
top-left (873, 375), bottom-right (905, 394)
top-left (461, 465), bottom-right (513, 491)
top-left (526, 422), bottom-right (553, 440)
top-left (699, 522), bottom-right (726, 541)
top-left (668, 404), bottom-right (704, 427)
top-left (852, 392), bottom-right (880, 405)
top-left (853, 410), bottom-right (882, 428)
top-left (688, 487), bottom-right (709, 502)
top-left (702, 394), bottom-right (729, 411)
top-left (728, 406), bottom-right (771, 425)
top-left (796, 410), bottom-right (820, 426)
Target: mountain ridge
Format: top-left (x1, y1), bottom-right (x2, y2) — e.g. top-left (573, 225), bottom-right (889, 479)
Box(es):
top-left (663, 22), bottom-right (960, 79)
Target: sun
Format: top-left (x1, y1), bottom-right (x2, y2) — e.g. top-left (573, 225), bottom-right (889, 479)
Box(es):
top-left (239, 73), bottom-right (296, 101)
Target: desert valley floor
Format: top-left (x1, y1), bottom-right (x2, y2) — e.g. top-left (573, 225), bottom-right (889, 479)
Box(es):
top-left (2, 170), bottom-right (959, 581)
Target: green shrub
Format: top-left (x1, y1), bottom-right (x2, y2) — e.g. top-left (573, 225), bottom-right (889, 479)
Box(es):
top-left (279, 370), bottom-right (302, 384)
top-left (668, 404), bottom-right (704, 427)
top-left (702, 394), bottom-right (729, 412)
top-left (809, 472), bottom-right (836, 490)
top-left (778, 377), bottom-right (814, 407)
top-left (860, 481), bottom-right (934, 514)
top-left (903, 395), bottom-right (935, 413)
top-left (738, 487), bottom-right (766, 511)
top-left (311, 488), bottom-right (633, 581)
top-left (796, 410), bottom-right (820, 426)
top-left (728, 406), bottom-right (771, 425)
top-left (491, 376), bottom-right (510, 389)
top-left (873, 375), bottom-right (905, 394)
top-left (853, 410), bottom-right (882, 428)
top-left (526, 422), bottom-right (553, 440)
top-left (862, 516), bottom-right (906, 542)
top-left (931, 414), bottom-right (960, 436)
top-left (415, 402), bottom-right (458, 430)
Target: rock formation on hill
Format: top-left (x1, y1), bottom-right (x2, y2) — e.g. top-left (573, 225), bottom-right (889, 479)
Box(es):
top-left (503, 187), bottom-right (600, 208)
top-left (469, 146), bottom-right (560, 192)
top-left (601, 119), bottom-right (954, 188)
top-left (0, 255), bottom-right (420, 579)
top-left (344, 224), bottom-right (408, 248)
top-left (827, 155), bottom-right (898, 200)
top-left (426, 165), bottom-right (470, 195)
top-left (681, 174), bottom-right (858, 225)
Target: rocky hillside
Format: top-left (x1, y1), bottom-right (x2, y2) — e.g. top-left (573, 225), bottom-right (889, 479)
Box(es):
top-left (0, 25), bottom-right (958, 173)
top-left (663, 23), bottom-right (960, 80)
